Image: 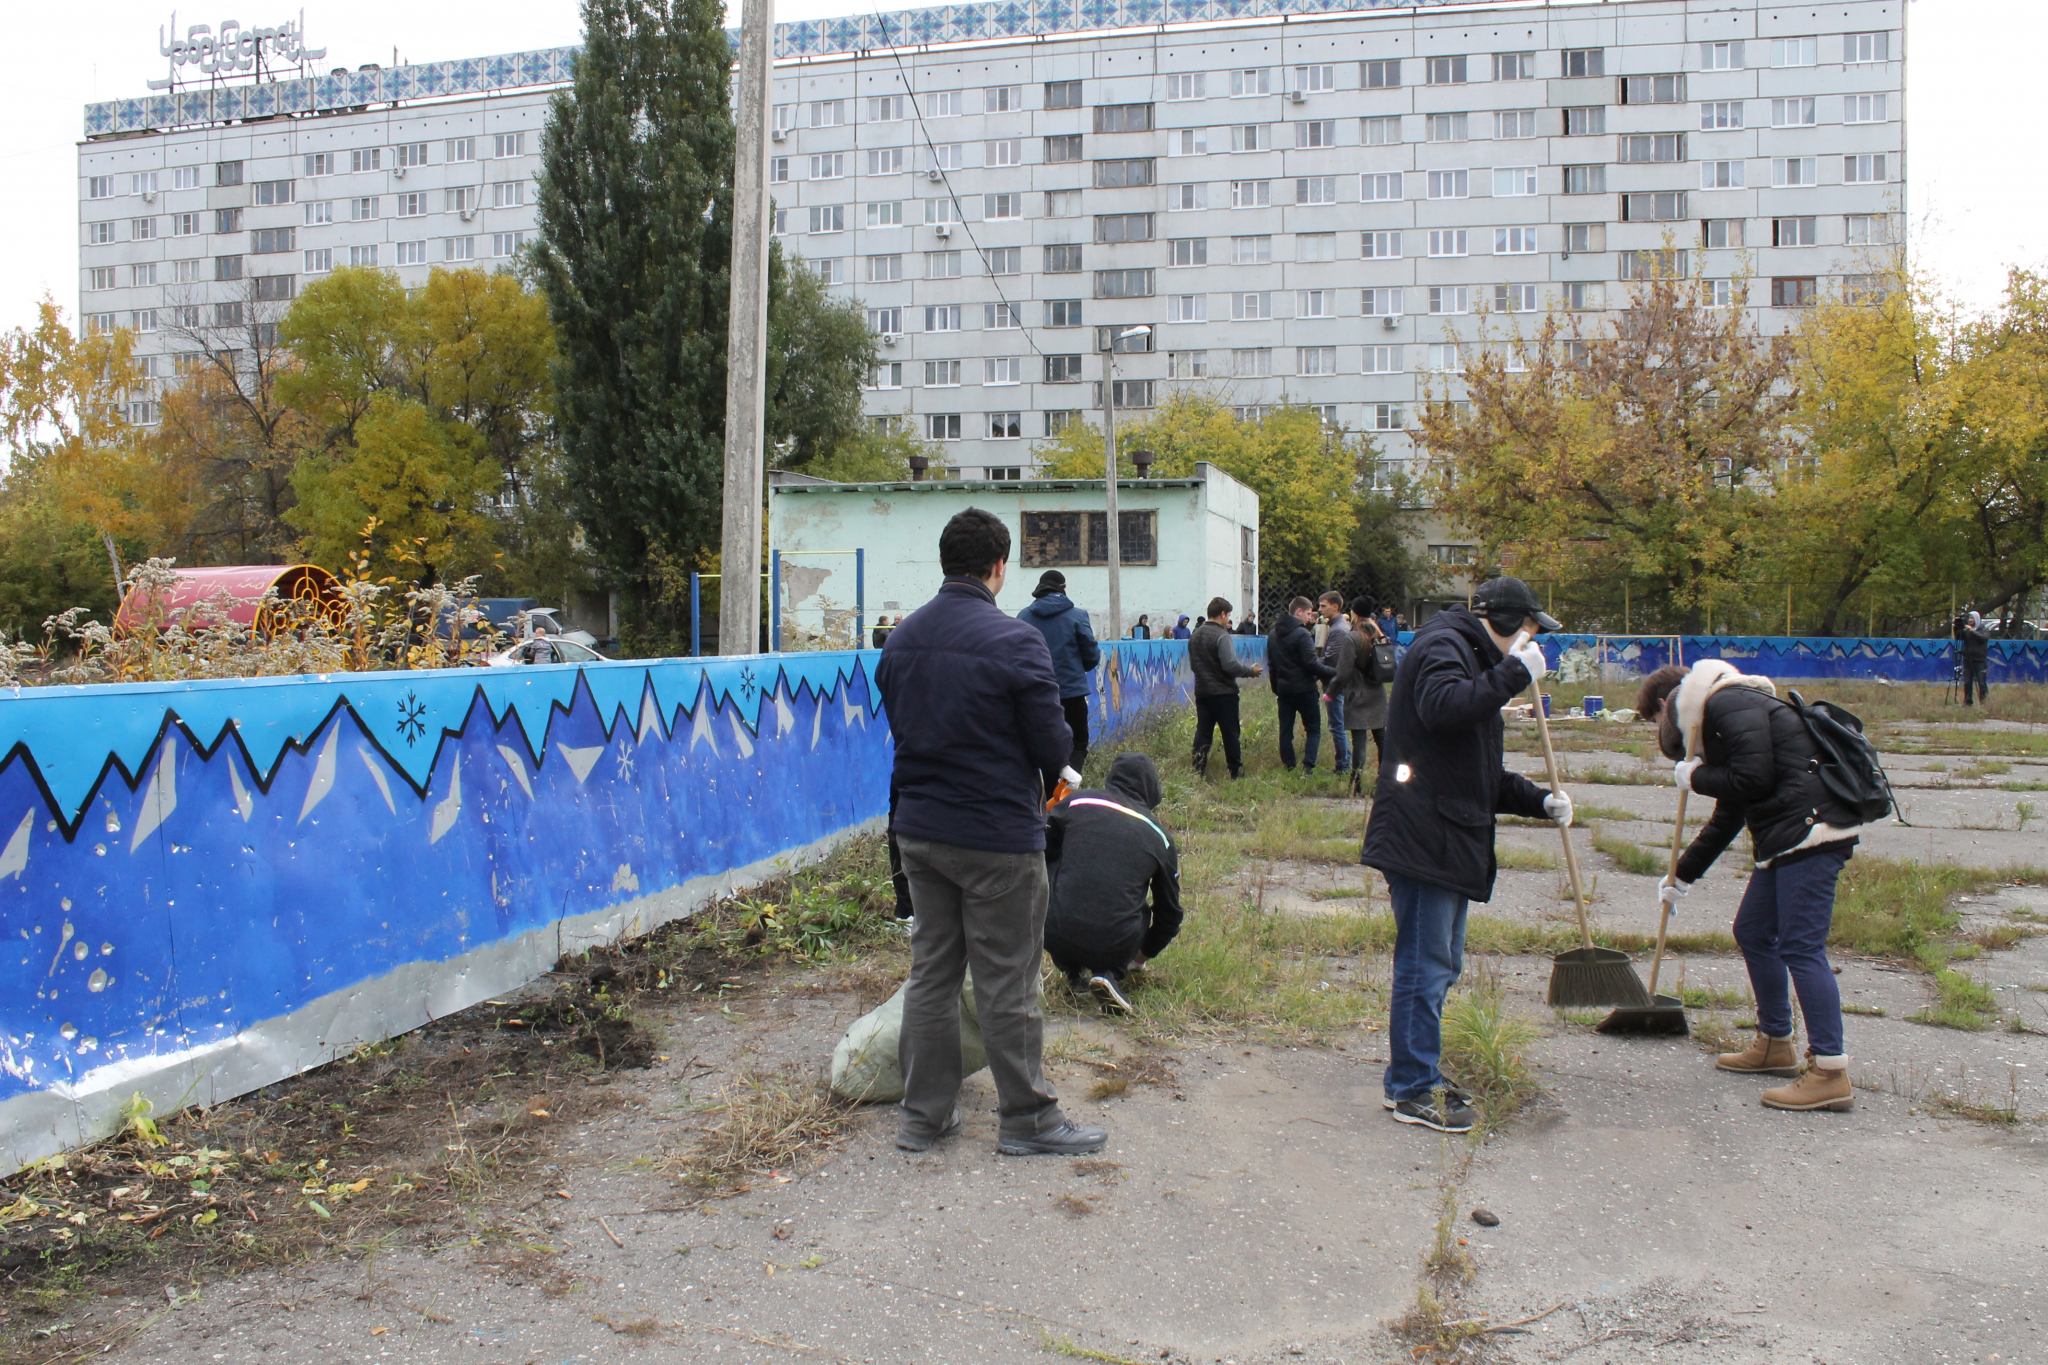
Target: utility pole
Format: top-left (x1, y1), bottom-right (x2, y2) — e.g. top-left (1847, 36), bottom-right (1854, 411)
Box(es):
top-left (1102, 354), bottom-right (1120, 644)
top-left (718, 0), bottom-right (773, 657)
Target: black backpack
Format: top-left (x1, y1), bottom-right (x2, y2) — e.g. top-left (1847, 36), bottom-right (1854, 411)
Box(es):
top-left (1786, 690), bottom-right (1902, 824)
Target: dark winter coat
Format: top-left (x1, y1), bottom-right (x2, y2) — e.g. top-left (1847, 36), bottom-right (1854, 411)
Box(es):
top-left (1956, 619), bottom-right (1991, 663)
top-left (1267, 613), bottom-right (1336, 697)
top-left (1670, 661), bottom-right (1863, 884)
top-left (1018, 592), bottom-right (1101, 700)
top-left (877, 577), bottom-right (1072, 854)
top-left (1359, 606), bottom-right (1551, 902)
top-left (1044, 754), bottom-right (1183, 969)
top-left (1189, 619), bottom-right (1259, 697)
top-left (1329, 625), bottom-right (1389, 731)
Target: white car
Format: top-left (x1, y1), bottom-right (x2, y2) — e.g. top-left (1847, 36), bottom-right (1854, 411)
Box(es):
top-left (487, 637), bottom-right (608, 667)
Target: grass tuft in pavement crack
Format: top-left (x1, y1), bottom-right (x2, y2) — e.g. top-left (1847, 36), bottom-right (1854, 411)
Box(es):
top-left (677, 1066), bottom-right (856, 1190)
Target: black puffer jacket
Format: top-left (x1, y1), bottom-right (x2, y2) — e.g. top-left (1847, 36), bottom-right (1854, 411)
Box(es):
top-left (1044, 754), bottom-right (1183, 968)
top-left (1360, 606), bottom-right (1550, 902)
top-left (1267, 613), bottom-right (1335, 696)
top-left (1189, 619), bottom-right (1259, 697)
top-left (1671, 661), bottom-right (1862, 883)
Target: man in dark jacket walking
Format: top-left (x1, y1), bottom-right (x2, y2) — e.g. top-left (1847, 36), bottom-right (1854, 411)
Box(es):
top-left (1043, 753), bottom-right (1183, 1015)
top-left (1269, 597), bottom-right (1337, 772)
top-left (1955, 610), bottom-right (1990, 706)
top-left (1189, 596), bottom-right (1263, 777)
top-left (876, 510), bottom-right (1108, 1157)
top-left (1019, 570), bottom-right (1101, 792)
top-left (1361, 579), bottom-right (1569, 1132)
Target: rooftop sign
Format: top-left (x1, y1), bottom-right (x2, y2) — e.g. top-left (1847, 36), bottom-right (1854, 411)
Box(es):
top-left (150, 14), bottom-right (328, 90)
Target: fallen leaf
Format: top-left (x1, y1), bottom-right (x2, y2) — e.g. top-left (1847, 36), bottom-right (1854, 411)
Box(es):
top-left (345, 1179), bottom-right (370, 1194)
top-left (371, 1326), bottom-right (388, 1337)
top-left (553, 1190), bottom-right (572, 1200)
top-left (771, 1225), bottom-right (792, 1240)
top-left (528, 1108), bottom-right (550, 1118)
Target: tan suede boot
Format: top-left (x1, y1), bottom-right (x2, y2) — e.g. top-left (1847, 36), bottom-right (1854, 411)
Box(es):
top-left (1761, 1063), bottom-right (1853, 1112)
top-left (1715, 1031), bottom-right (1801, 1077)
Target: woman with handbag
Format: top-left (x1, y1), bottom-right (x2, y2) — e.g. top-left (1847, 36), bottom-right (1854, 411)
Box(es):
top-left (1330, 596), bottom-right (1391, 794)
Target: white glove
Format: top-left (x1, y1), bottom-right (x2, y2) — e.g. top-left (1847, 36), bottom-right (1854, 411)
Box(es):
top-left (1510, 639), bottom-right (1548, 683)
top-left (1658, 875), bottom-right (1690, 909)
top-left (1058, 766), bottom-right (1083, 790)
top-left (1673, 758), bottom-right (1702, 792)
top-left (1543, 791), bottom-right (1573, 828)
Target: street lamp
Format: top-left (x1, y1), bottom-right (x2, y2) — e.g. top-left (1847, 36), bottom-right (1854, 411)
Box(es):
top-left (1103, 324), bottom-right (1150, 640)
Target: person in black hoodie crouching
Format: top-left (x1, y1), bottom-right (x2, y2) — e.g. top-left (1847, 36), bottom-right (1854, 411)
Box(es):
top-left (1043, 753), bottom-right (1183, 1015)
top-left (1361, 579), bottom-right (1568, 1133)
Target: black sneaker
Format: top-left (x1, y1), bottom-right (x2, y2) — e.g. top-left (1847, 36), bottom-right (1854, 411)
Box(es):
top-left (1067, 970), bottom-right (1093, 997)
top-left (1383, 1084), bottom-right (1474, 1112)
top-left (997, 1121), bottom-right (1109, 1156)
top-left (896, 1108), bottom-right (964, 1152)
top-left (1392, 1096), bottom-right (1476, 1133)
top-left (1089, 974), bottom-right (1134, 1015)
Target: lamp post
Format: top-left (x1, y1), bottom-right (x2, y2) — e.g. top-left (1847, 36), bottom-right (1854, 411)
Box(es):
top-left (1102, 325), bottom-right (1150, 641)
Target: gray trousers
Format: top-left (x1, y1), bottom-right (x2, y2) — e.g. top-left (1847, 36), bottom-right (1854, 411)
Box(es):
top-left (896, 835), bottom-right (1065, 1142)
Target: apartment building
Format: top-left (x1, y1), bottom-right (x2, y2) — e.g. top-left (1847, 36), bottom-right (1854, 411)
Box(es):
top-left (80, 0), bottom-right (1903, 482)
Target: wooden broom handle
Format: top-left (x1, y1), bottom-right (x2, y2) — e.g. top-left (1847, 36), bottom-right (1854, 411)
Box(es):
top-left (1651, 723), bottom-right (1703, 996)
top-left (1517, 630), bottom-right (1595, 951)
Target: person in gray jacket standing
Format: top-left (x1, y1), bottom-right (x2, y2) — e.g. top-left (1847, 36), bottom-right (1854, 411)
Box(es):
top-left (1189, 596), bottom-right (1264, 777)
top-left (1329, 596), bottom-right (1391, 793)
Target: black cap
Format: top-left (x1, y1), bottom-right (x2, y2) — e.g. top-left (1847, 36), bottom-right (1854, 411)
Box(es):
top-left (1471, 576), bottom-right (1563, 633)
top-left (1032, 570), bottom-right (1067, 598)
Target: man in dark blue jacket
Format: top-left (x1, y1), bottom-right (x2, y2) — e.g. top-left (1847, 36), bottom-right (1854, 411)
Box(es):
top-left (876, 509), bottom-right (1109, 1158)
top-left (1018, 570), bottom-right (1100, 795)
top-left (1268, 597), bottom-right (1338, 772)
top-left (1360, 579), bottom-right (1570, 1133)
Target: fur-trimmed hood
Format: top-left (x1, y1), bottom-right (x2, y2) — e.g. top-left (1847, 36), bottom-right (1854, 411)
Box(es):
top-left (1667, 660), bottom-right (1776, 758)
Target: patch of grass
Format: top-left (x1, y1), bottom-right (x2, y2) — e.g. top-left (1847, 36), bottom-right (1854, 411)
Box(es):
top-left (1957, 761), bottom-right (2014, 779)
top-left (1572, 764), bottom-right (1667, 786)
top-left (677, 1068), bottom-right (855, 1189)
top-left (1422, 1182), bottom-right (1476, 1283)
top-left (1441, 968), bottom-right (1542, 1123)
top-left (1500, 802), bottom-right (1638, 826)
top-left (1908, 969), bottom-right (2000, 1032)
top-left (1829, 857), bottom-right (1997, 959)
top-left (1553, 1008), bottom-right (1606, 1027)
top-left (1464, 918), bottom-right (1735, 957)
top-left (1038, 1333), bottom-right (1151, 1364)
top-left (1592, 829), bottom-right (1665, 877)
top-left (1691, 1015), bottom-right (1740, 1054)
top-left (1842, 1002), bottom-right (1888, 1017)
top-left (1994, 780), bottom-right (2048, 792)
top-left (1306, 885), bottom-right (1372, 901)
top-left (1969, 924), bottom-right (2029, 951)
top-left (1678, 985), bottom-right (1750, 1010)
top-left (1495, 843), bottom-right (1557, 872)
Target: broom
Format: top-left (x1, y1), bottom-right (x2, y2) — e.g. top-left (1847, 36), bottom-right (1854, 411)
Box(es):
top-left (1595, 719), bottom-right (1697, 1034)
top-left (1523, 628), bottom-right (1650, 1009)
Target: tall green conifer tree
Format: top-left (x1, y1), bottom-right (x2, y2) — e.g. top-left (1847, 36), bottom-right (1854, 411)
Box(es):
top-left (535, 0), bottom-right (735, 626)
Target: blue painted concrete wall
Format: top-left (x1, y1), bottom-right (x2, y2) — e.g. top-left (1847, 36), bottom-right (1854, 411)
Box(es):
top-left (0, 639), bottom-right (1200, 1169)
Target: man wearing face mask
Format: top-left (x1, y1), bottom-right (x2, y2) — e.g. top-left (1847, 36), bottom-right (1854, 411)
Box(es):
top-left (1360, 578), bottom-right (1570, 1133)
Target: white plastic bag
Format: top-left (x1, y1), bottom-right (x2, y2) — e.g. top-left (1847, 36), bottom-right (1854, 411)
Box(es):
top-left (829, 979), bottom-right (987, 1102)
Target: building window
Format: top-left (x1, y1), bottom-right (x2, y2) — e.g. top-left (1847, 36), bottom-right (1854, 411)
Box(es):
top-left (1372, 403), bottom-right (1405, 431)
top-left (1094, 103), bottom-right (1153, 133)
top-left (1362, 115), bottom-right (1401, 145)
top-left (494, 132), bottom-right (527, 158)
top-left (1167, 349), bottom-right (1208, 378)
top-left (446, 237), bottom-right (475, 261)
top-left (1494, 283), bottom-right (1537, 313)
top-left (1230, 348), bottom-right (1272, 377)
top-left (1046, 134), bottom-right (1084, 163)
top-left (1622, 192), bottom-right (1687, 222)
top-left (1621, 74), bottom-right (1685, 104)
top-left (1046, 299), bottom-right (1084, 327)
top-left (986, 303), bottom-right (1022, 329)
top-left (251, 179), bottom-right (294, 207)
top-left (1425, 344), bottom-right (1461, 373)
top-left (304, 200), bottom-right (333, 224)
top-left (1046, 244), bottom-right (1084, 273)
top-left (351, 147), bottom-right (384, 173)
top-left (1425, 55), bottom-right (1468, 85)
top-left (1098, 324), bottom-right (1154, 354)
top-left (1773, 158), bottom-right (1818, 187)
top-left (812, 258), bottom-right (845, 285)
top-left (1845, 213), bottom-right (1894, 245)
top-left (1297, 345), bottom-right (1337, 375)
top-left (170, 165), bottom-right (202, 190)
top-left (1230, 180), bottom-right (1272, 208)
top-left (926, 197), bottom-right (959, 225)
top-left (809, 99), bottom-right (845, 127)
top-left (1563, 107), bottom-right (1605, 136)
top-left (923, 251), bottom-right (960, 279)
top-left (397, 192), bottom-right (426, 217)
top-left (1229, 68), bottom-right (1270, 96)
top-left (1023, 511), bottom-right (1157, 567)
top-left (1620, 249), bottom-right (1688, 279)
top-left (1361, 230), bottom-right (1400, 260)
top-left (1300, 232), bottom-right (1336, 262)
top-left (1772, 216), bottom-right (1818, 247)
top-left (1495, 226), bottom-right (1538, 254)
top-left (870, 361), bottom-right (903, 390)
top-left (88, 175), bottom-right (116, 200)
top-left (1560, 48), bottom-right (1605, 78)
top-left (251, 227), bottom-right (295, 254)
top-left (1426, 113), bottom-right (1467, 143)
top-left (1166, 73), bottom-right (1205, 100)
top-left (1228, 125), bottom-right (1268, 156)
top-left (926, 413), bottom-right (962, 441)
top-left (86, 266), bottom-right (116, 290)
top-left (1845, 154), bottom-right (1889, 183)
top-left (867, 147), bottom-right (905, 176)
top-left (1361, 287), bottom-right (1403, 315)
top-left (1364, 59), bottom-right (1401, 88)
top-left (493, 180), bottom-right (527, 208)
top-left (1564, 281), bottom-right (1606, 311)
top-left (216, 160), bottom-right (244, 186)
top-left (1095, 212), bottom-right (1154, 243)
top-left (924, 305), bottom-right (963, 331)
top-left (808, 205), bottom-right (845, 233)
top-left (1700, 160), bottom-right (1744, 189)
top-left (1167, 127), bottom-right (1207, 157)
top-left (1045, 410), bottom-right (1082, 435)
top-left (1231, 291), bottom-right (1271, 320)
top-left (1700, 40), bottom-right (1744, 70)
top-left (1701, 219), bottom-right (1744, 248)
top-left (924, 360), bottom-right (961, 385)
top-left (987, 139), bottom-right (1023, 167)
top-left (492, 232), bottom-right (529, 257)
top-left (1844, 31), bottom-right (1890, 63)
top-left (1094, 158), bottom-right (1154, 188)
top-left (1620, 134), bottom-right (1685, 163)
top-left (874, 253), bottom-right (908, 282)
top-left (171, 259), bottom-right (206, 283)
top-left (1104, 379), bottom-right (1154, 409)
top-left (770, 157), bottom-right (789, 184)
top-left (170, 213), bottom-right (200, 237)
top-left (1296, 176), bottom-right (1338, 205)
top-left (867, 202), bottom-right (904, 227)
top-left (810, 153), bottom-right (847, 180)
top-left (1564, 223), bottom-right (1605, 253)
top-left (1701, 279), bottom-right (1736, 308)
top-left (1843, 274), bottom-right (1889, 304)
top-left (1297, 119), bottom-right (1337, 150)
top-left (1167, 293), bottom-right (1206, 322)
top-left (985, 85), bottom-right (1022, 112)
top-left (867, 94), bottom-right (908, 121)
top-left (446, 137), bottom-right (476, 163)
top-left (1045, 190), bottom-right (1081, 218)
top-left (1045, 354), bottom-right (1085, 382)
top-left (350, 197), bottom-right (378, 221)
top-left (1169, 183), bottom-right (1205, 211)
top-left (1297, 290), bottom-right (1331, 318)
top-left (1426, 170), bottom-right (1469, 200)
top-left (1046, 80), bottom-right (1083, 109)
top-left (986, 246), bottom-right (1023, 275)
top-left (253, 274), bottom-right (294, 302)
top-left (1427, 229), bottom-right (1468, 258)
top-left (1362, 345), bottom-right (1400, 373)
top-left (1493, 51), bottom-right (1535, 81)
top-left (1361, 172), bottom-right (1403, 202)
top-left (1771, 277), bottom-right (1818, 308)
top-left (986, 412), bottom-right (1023, 439)
top-left (1772, 97), bottom-right (1817, 128)
top-left (397, 143), bottom-right (429, 168)
top-left (1428, 286), bottom-right (1468, 315)
top-left (215, 254), bottom-right (243, 281)
top-left (129, 218), bottom-right (157, 241)
top-left (1493, 166), bottom-right (1538, 196)
top-left (1494, 110), bottom-right (1537, 140)
top-left (1700, 101), bottom-right (1744, 130)
top-left (927, 143), bottom-right (964, 172)
top-left (213, 301), bottom-right (244, 327)
top-left (1773, 37), bottom-right (1819, 67)
top-left (1169, 237), bottom-right (1208, 267)
top-left (1845, 94), bottom-right (1889, 123)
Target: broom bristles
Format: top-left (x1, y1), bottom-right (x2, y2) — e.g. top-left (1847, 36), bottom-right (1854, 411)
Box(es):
top-left (1547, 956), bottom-right (1651, 1008)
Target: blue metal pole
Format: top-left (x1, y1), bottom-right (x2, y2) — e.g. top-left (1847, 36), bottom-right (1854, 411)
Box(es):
top-left (856, 547), bottom-right (866, 648)
top-left (770, 549), bottom-right (782, 653)
top-left (689, 572), bottom-right (701, 657)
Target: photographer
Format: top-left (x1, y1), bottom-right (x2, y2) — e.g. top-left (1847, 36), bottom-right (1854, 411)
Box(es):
top-left (1954, 610), bottom-right (1990, 706)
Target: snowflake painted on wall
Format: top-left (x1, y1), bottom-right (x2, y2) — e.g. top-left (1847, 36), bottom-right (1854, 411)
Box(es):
top-left (739, 666), bottom-right (759, 701)
top-left (396, 691), bottom-right (428, 747)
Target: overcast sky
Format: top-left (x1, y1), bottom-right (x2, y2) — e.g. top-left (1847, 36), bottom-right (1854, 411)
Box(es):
top-left (0, 0), bottom-right (2035, 338)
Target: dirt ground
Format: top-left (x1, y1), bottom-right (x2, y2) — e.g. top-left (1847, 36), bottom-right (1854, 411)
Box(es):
top-left (4, 703), bottom-right (2046, 1365)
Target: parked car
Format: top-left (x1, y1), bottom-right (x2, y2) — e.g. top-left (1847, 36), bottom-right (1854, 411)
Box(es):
top-left (487, 637), bottom-right (609, 667)
top-left (473, 598), bottom-right (599, 649)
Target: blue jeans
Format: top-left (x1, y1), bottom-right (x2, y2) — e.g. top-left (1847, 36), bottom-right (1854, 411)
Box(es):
top-left (1384, 871), bottom-right (1470, 1103)
top-left (1732, 845), bottom-right (1850, 1059)
top-left (1276, 690), bottom-right (1321, 771)
top-left (1324, 695), bottom-right (1350, 772)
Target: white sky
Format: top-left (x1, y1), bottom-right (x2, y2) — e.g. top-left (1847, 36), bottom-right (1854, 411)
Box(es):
top-left (0, 0), bottom-right (2037, 337)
